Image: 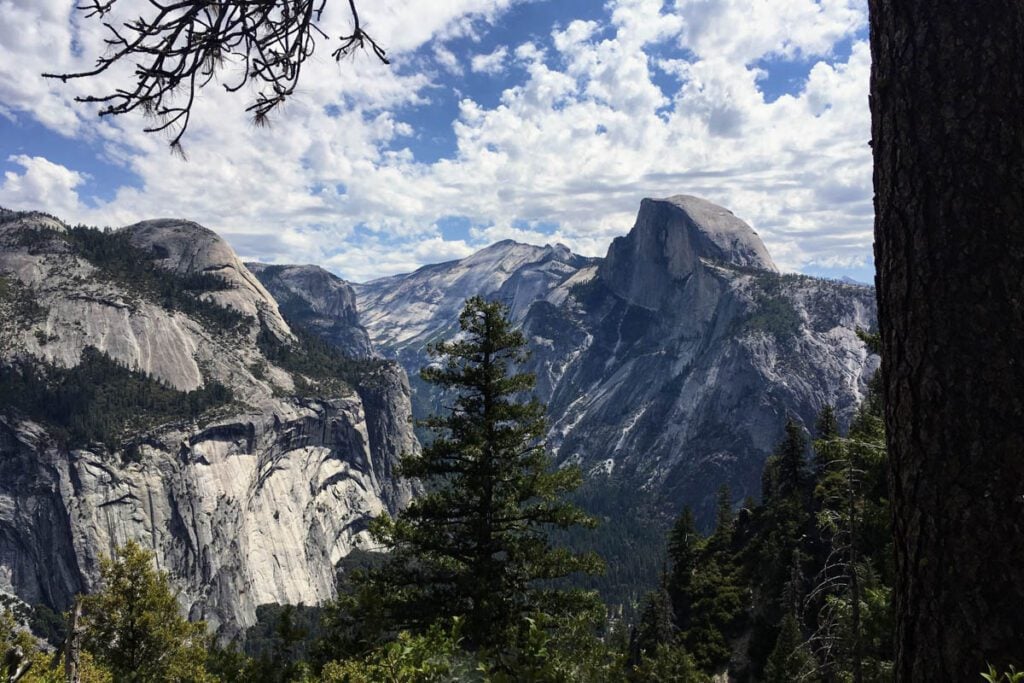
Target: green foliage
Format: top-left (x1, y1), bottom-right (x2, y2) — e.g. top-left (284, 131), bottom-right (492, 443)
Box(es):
top-left (806, 397), bottom-right (893, 682)
top-left (1, 608), bottom-right (46, 682)
top-left (762, 419), bottom-right (811, 503)
top-left (631, 644), bottom-right (705, 683)
top-left (56, 224), bottom-right (250, 333)
top-left (28, 603), bottom-right (66, 647)
top-left (353, 296), bottom-right (602, 651)
top-left (682, 551), bottom-right (745, 672)
top-left (764, 611), bottom-right (815, 682)
top-left (80, 541), bottom-right (214, 682)
top-left (0, 274), bottom-right (46, 355)
top-left (666, 507), bottom-right (700, 633)
top-left (319, 621), bottom-right (480, 682)
top-left (256, 319), bottom-right (388, 396)
top-left (744, 295), bottom-right (803, 339)
top-left (656, 391), bottom-right (893, 680)
top-left (0, 347), bottom-right (232, 451)
top-left (855, 327), bottom-right (881, 355)
top-left (983, 665), bottom-right (1024, 683)
top-left (631, 585), bottom-right (674, 663)
top-left (320, 611), bottom-right (627, 683)
top-left (547, 477), bottom-right (666, 616)
top-left (237, 604), bottom-right (323, 683)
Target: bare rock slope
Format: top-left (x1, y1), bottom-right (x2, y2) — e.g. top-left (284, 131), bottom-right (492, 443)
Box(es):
top-left (0, 211), bottom-right (416, 635)
top-left (355, 196), bottom-right (877, 523)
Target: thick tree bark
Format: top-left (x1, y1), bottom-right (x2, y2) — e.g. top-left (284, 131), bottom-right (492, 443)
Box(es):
top-left (869, 2), bottom-right (1024, 680)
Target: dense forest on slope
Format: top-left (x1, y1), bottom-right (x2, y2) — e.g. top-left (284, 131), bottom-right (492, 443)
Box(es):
top-left (0, 347), bottom-right (233, 451)
top-left (217, 384), bottom-right (893, 682)
top-left (256, 317), bottom-right (390, 395)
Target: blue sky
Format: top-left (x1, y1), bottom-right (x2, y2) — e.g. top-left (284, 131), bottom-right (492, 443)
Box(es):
top-left (0, 0), bottom-right (874, 283)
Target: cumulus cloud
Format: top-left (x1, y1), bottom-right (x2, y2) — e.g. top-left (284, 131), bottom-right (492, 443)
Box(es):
top-left (0, 155), bottom-right (86, 217)
top-left (0, 0), bottom-right (874, 281)
top-left (471, 46), bottom-right (508, 74)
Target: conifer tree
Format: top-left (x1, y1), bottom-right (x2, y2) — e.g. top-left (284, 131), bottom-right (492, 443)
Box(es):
top-left (363, 296), bottom-right (601, 649)
top-left (713, 485), bottom-right (734, 537)
top-left (667, 507), bottom-right (700, 632)
top-left (762, 419), bottom-right (810, 502)
top-left (631, 583), bottom-right (675, 663)
top-left (80, 541), bottom-right (213, 682)
top-left (764, 610), bottom-right (814, 683)
top-left (815, 405), bottom-right (839, 441)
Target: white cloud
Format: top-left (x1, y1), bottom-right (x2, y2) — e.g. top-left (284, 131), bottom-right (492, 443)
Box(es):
top-left (0, 0), bottom-right (874, 280)
top-left (434, 45), bottom-right (464, 75)
top-left (0, 155), bottom-right (86, 217)
top-left (470, 46), bottom-right (508, 74)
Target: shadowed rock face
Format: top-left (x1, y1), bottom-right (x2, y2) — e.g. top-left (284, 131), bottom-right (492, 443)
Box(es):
top-left (355, 195), bottom-right (876, 525)
top-left (0, 211), bottom-right (416, 635)
top-left (247, 263), bottom-right (374, 359)
top-left (599, 195), bottom-right (778, 311)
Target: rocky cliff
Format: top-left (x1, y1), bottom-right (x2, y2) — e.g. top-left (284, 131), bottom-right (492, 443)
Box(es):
top-left (355, 195), bottom-right (877, 524)
top-left (246, 263), bottom-right (374, 359)
top-left (0, 210), bottom-right (416, 635)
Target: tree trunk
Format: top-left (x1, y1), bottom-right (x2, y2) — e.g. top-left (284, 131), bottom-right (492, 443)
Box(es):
top-left (869, 2), bottom-right (1024, 680)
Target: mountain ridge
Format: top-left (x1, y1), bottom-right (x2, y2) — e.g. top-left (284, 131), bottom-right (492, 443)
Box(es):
top-left (0, 210), bottom-right (417, 636)
top-left (353, 195), bottom-right (878, 526)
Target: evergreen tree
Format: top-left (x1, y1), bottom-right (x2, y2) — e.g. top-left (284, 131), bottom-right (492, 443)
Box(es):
top-left (764, 610), bottom-right (815, 683)
top-left (807, 395), bottom-right (893, 682)
top-left (361, 296), bottom-right (601, 649)
top-left (815, 405), bottom-right (839, 440)
top-left (80, 541), bottom-right (213, 682)
top-left (667, 507), bottom-right (700, 632)
top-left (631, 583), bottom-right (674, 663)
top-left (713, 484), bottom-right (734, 537)
top-left (762, 419), bottom-right (810, 502)
top-left (683, 552), bottom-right (745, 673)
top-left (813, 404), bottom-right (840, 477)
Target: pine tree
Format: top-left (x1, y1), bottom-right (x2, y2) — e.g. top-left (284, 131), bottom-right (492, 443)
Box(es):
top-left (763, 419), bottom-right (810, 502)
top-left (362, 296), bottom-right (601, 649)
top-left (764, 610), bottom-right (814, 683)
top-left (713, 485), bottom-right (734, 536)
top-left (667, 507), bottom-right (701, 632)
top-left (813, 405), bottom-right (840, 478)
top-left (815, 405), bottom-right (839, 441)
top-left (80, 541), bottom-right (213, 682)
top-left (632, 582), bottom-right (675, 663)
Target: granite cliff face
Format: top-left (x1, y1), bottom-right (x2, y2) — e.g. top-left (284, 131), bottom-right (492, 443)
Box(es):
top-left (0, 211), bottom-right (416, 635)
top-left (247, 263), bottom-right (374, 359)
top-left (356, 195), bottom-right (877, 523)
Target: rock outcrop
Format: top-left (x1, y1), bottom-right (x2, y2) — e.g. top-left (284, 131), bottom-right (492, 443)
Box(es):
top-left (0, 211), bottom-right (416, 635)
top-left (247, 263), bottom-right (374, 359)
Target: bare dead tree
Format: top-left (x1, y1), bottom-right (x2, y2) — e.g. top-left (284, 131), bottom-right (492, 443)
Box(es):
top-left (44, 0), bottom-right (389, 153)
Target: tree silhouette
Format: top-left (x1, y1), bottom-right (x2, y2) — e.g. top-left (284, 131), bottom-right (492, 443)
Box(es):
top-left (45, 0), bottom-right (387, 151)
top-left (869, 1), bottom-right (1024, 677)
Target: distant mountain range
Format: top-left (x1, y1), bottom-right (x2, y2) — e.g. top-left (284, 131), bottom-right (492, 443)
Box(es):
top-left (0, 195), bottom-right (877, 632)
top-left (354, 195), bottom-right (877, 523)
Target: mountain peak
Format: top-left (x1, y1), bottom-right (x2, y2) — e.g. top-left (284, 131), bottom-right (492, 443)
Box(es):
top-left (650, 195), bottom-right (777, 272)
top-left (123, 218), bottom-right (292, 341)
top-left (599, 195), bottom-right (777, 310)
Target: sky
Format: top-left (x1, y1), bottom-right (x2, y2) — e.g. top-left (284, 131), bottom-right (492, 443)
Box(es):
top-left (0, 0), bottom-right (874, 284)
